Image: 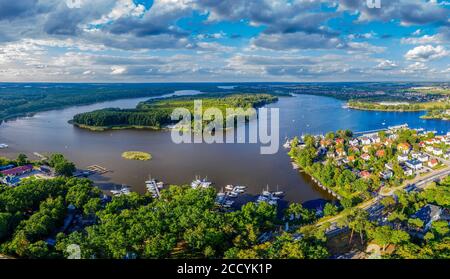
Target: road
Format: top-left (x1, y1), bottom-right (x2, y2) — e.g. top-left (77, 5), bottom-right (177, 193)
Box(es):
top-left (318, 165), bottom-right (450, 231)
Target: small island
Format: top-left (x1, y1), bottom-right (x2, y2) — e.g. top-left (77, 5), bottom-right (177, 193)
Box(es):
top-left (121, 151), bottom-right (152, 161)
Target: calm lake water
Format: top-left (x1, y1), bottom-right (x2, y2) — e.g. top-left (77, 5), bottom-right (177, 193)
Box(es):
top-left (2, 92), bottom-right (450, 204)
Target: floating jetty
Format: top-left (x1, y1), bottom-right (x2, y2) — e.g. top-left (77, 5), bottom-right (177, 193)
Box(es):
top-left (146, 176), bottom-right (164, 198)
top-left (110, 185), bottom-right (131, 197)
top-left (191, 176), bottom-right (212, 189)
top-left (87, 165), bottom-right (109, 175)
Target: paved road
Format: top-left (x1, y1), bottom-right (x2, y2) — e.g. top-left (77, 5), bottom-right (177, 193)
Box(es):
top-left (318, 165), bottom-right (450, 230)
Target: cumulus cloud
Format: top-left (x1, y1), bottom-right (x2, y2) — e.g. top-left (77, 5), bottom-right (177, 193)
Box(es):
top-left (405, 45), bottom-right (448, 61)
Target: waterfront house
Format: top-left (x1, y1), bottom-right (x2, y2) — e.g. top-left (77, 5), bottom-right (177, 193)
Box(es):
top-left (0, 165), bottom-right (33, 177)
top-left (428, 159), bottom-right (439, 168)
top-left (361, 137), bottom-right (372, 145)
top-left (0, 165), bottom-right (15, 171)
top-left (371, 135), bottom-right (381, 144)
top-left (405, 159), bottom-right (423, 171)
top-left (361, 153), bottom-right (371, 161)
top-left (425, 138), bottom-right (435, 145)
top-left (397, 143), bottom-right (412, 154)
top-left (397, 154), bottom-right (409, 162)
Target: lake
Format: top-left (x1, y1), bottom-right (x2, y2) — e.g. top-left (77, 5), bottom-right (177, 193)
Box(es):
top-left (2, 91), bottom-right (450, 204)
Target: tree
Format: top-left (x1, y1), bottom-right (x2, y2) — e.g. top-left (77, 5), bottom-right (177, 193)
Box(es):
top-left (408, 218), bottom-right (424, 230)
top-left (16, 154), bottom-right (28, 166)
top-left (323, 203), bottom-right (338, 217)
top-left (348, 209), bottom-right (371, 245)
top-left (369, 226), bottom-right (410, 252)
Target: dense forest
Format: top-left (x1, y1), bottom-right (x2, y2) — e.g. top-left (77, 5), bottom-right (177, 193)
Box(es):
top-left (71, 93), bottom-right (279, 130)
top-left (0, 177), bottom-right (328, 259)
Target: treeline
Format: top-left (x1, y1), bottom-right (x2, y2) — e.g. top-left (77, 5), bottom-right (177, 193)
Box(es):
top-left (72, 108), bottom-right (172, 129)
top-left (348, 101), bottom-right (429, 111)
top-left (0, 84), bottom-right (186, 124)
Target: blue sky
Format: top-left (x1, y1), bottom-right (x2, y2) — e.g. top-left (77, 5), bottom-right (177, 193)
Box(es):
top-left (0, 0), bottom-right (448, 82)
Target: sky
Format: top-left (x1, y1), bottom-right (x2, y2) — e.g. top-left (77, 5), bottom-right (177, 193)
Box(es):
top-left (0, 0), bottom-right (449, 82)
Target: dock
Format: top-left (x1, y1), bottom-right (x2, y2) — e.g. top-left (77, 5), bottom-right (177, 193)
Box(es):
top-left (86, 165), bottom-right (109, 175)
top-left (33, 152), bottom-right (48, 161)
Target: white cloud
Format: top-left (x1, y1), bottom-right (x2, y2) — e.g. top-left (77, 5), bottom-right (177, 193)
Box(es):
top-left (405, 45), bottom-right (448, 61)
top-left (401, 34), bottom-right (443, 45)
top-left (110, 65), bottom-right (127, 75)
top-left (375, 60), bottom-right (398, 70)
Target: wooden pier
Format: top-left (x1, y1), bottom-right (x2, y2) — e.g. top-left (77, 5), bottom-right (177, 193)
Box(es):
top-left (86, 165), bottom-right (110, 175)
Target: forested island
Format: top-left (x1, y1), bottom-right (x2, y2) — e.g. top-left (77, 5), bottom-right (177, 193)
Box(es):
top-left (71, 93), bottom-right (279, 131)
top-left (347, 100), bottom-right (450, 112)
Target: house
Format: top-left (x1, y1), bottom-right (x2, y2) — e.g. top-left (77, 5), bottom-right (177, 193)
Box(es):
top-left (402, 166), bottom-right (413, 176)
top-left (320, 139), bottom-right (332, 147)
top-left (0, 164), bottom-right (15, 171)
top-left (361, 153), bottom-right (371, 161)
top-left (405, 159), bottom-right (423, 171)
top-left (444, 152), bottom-right (450, 159)
top-left (327, 152), bottom-right (336, 159)
top-left (371, 135), bottom-right (381, 143)
top-left (380, 170), bottom-right (393, 180)
top-left (375, 149), bottom-right (386, 158)
top-left (347, 156), bottom-right (356, 163)
top-left (411, 152), bottom-right (420, 159)
top-left (397, 154), bottom-right (409, 162)
top-left (362, 145), bottom-right (372, 153)
top-left (425, 146), bottom-right (434, 153)
top-left (335, 138), bottom-right (345, 145)
top-left (410, 204), bottom-right (442, 233)
top-left (0, 165), bottom-right (33, 177)
top-left (419, 141), bottom-right (425, 148)
top-left (428, 159), bottom-right (439, 168)
top-left (418, 154), bottom-right (429, 162)
top-left (359, 171), bottom-right (371, 179)
top-left (336, 148), bottom-right (346, 157)
top-left (383, 139), bottom-right (393, 147)
top-left (349, 139), bottom-right (359, 147)
top-left (397, 143), bottom-right (412, 154)
top-left (360, 137), bottom-right (372, 145)
top-left (385, 163), bottom-right (394, 171)
top-left (425, 138), bottom-right (435, 145)
top-left (433, 148), bottom-right (443, 156)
